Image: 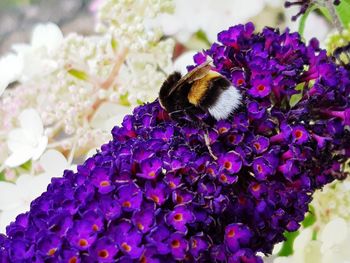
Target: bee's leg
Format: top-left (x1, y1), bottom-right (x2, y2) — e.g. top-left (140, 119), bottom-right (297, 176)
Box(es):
top-left (184, 109), bottom-right (218, 160)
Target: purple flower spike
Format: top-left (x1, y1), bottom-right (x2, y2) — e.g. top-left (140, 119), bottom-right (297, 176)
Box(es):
top-left (1, 22), bottom-right (349, 262)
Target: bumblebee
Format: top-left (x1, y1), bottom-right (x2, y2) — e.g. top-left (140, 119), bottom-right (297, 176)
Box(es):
top-left (159, 60), bottom-right (241, 159)
top-left (159, 60), bottom-right (241, 122)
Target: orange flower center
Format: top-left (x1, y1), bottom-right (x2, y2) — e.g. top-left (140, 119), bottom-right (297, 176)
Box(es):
top-left (69, 257), bottom-right (78, 263)
top-left (122, 201), bottom-right (131, 207)
top-left (220, 174), bottom-right (228, 182)
top-left (100, 180), bottom-right (110, 187)
top-left (252, 184), bottom-right (261, 192)
top-left (150, 195), bottom-right (160, 204)
top-left (227, 229), bottom-right (236, 238)
top-left (257, 164), bottom-right (263, 173)
top-left (174, 213), bottom-right (183, 221)
top-left (98, 249), bottom-right (109, 258)
top-left (294, 130), bottom-right (303, 139)
top-left (224, 161), bottom-right (232, 170)
top-left (47, 248), bottom-right (56, 256)
top-left (176, 195), bottom-right (184, 204)
top-left (253, 143), bottom-right (261, 150)
top-left (171, 240), bottom-right (180, 248)
top-left (78, 239), bottom-right (88, 247)
top-left (257, 84), bottom-right (266, 91)
top-left (121, 242), bottom-right (132, 252)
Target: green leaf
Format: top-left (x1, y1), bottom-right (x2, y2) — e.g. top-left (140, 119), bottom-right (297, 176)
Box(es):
top-left (335, 0), bottom-right (350, 27)
top-left (20, 160), bottom-right (32, 171)
top-left (111, 38), bottom-right (118, 51)
top-left (289, 83), bottom-right (305, 107)
top-left (0, 171), bottom-right (5, 181)
top-left (302, 205), bottom-right (317, 228)
top-left (195, 30), bottom-right (211, 46)
top-left (119, 93), bottom-right (131, 106)
top-left (67, 69), bottom-right (89, 81)
top-left (278, 231), bottom-right (300, 257)
top-left (298, 6), bottom-right (317, 36)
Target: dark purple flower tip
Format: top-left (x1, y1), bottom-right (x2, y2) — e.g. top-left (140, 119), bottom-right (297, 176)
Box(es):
top-left (218, 151), bottom-right (242, 173)
top-left (169, 232), bottom-right (189, 260)
top-left (89, 237), bottom-right (118, 262)
top-left (292, 125), bottom-right (309, 144)
top-left (166, 205), bottom-right (195, 233)
top-left (224, 224), bottom-right (253, 253)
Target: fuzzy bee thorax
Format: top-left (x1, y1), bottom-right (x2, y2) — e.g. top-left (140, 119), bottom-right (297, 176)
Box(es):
top-left (187, 71), bottom-right (221, 105)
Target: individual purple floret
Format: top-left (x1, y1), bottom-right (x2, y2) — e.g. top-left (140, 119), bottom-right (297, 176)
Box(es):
top-left (0, 22), bottom-right (349, 262)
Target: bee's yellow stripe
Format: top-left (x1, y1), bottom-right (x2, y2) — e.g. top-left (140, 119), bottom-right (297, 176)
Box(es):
top-left (188, 71), bottom-right (221, 105)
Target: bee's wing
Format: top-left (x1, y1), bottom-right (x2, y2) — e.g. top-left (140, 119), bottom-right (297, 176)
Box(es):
top-left (168, 60), bottom-right (212, 96)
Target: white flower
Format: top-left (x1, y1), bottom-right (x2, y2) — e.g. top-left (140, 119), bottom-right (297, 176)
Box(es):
top-left (0, 150), bottom-right (69, 233)
top-left (5, 109), bottom-right (48, 167)
top-left (173, 51), bottom-right (197, 75)
top-left (0, 53), bottom-right (22, 96)
top-left (89, 102), bottom-right (133, 132)
top-left (12, 22), bottom-right (63, 82)
top-left (158, 0), bottom-right (266, 43)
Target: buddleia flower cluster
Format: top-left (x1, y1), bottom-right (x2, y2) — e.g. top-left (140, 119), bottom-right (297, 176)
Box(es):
top-left (0, 22), bottom-right (349, 262)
